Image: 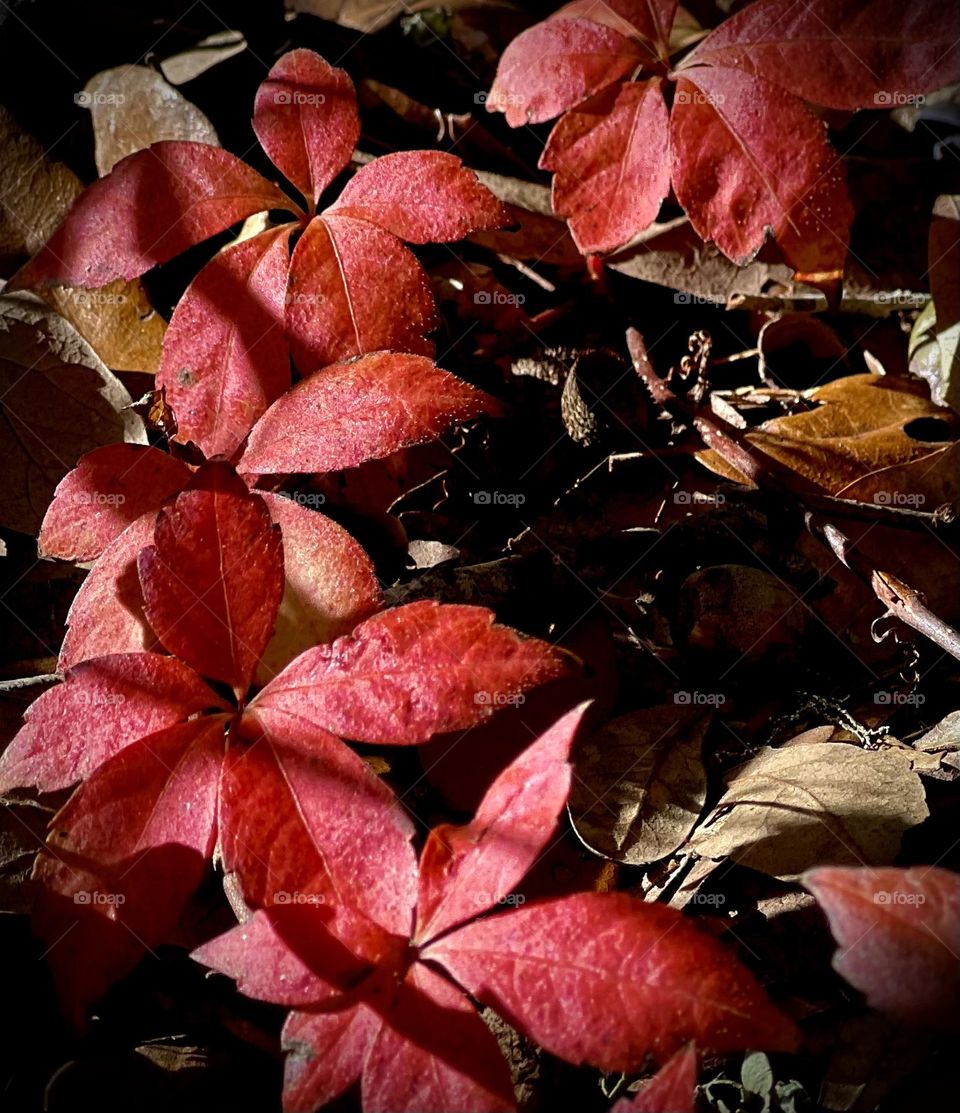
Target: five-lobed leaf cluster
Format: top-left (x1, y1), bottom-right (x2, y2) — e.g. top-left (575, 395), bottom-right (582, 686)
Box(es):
top-left (10, 32), bottom-right (939, 1113)
top-left (487, 0), bottom-right (959, 282)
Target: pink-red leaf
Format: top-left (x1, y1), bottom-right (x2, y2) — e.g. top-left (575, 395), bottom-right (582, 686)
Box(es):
top-left (246, 601), bottom-right (573, 747)
top-left (285, 215), bottom-right (437, 371)
top-left (426, 892), bottom-right (799, 1070)
top-left (486, 18), bottom-right (645, 126)
top-left (239, 351), bottom-right (501, 476)
top-left (283, 1005), bottom-right (381, 1113)
top-left (670, 68), bottom-right (852, 275)
top-left (612, 1044), bottom-right (697, 1112)
top-left (137, 463), bottom-right (283, 693)
top-left (362, 963), bottom-right (515, 1113)
top-left (257, 492), bottom-right (381, 681)
top-left (58, 513), bottom-right (161, 668)
top-left (44, 715), bottom-right (225, 863)
top-left (15, 142), bottom-right (293, 289)
top-left (331, 151), bottom-right (508, 243)
top-left (540, 78), bottom-right (670, 254)
top-left (804, 866), bottom-right (960, 1029)
top-left (553, 1), bottom-right (678, 57)
top-left (157, 227), bottom-right (293, 460)
top-left (38, 445), bottom-right (190, 562)
top-left (0, 653), bottom-right (223, 794)
top-left (218, 730), bottom-right (417, 934)
top-left (253, 49), bottom-right (359, 207)
top-left (416, 704), bottom-right (586, 943)
top-left (684, 0), bottom-right (960, 111)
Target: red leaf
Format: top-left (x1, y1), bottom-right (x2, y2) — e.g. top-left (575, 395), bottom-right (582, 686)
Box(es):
top-left (193, 905), bottom-right (390, 1008)
top-left (362, 962), bottom-right (515, 1113)
top-left (486, 18), bottom-right (644, 126)
top-left (670, 69), bottom-right (852, 274)
top-left (540, 78), bottom-right (670, 254)
top-left (58, 513), bottom-right (161, 668)
top-left (39, 445), bottom-right (190, 562)
top-left (553, 1), bottom-right (677, 57)
top-left (416, 703), bottom-right (586, 942)
top-left (32, 716), bottom-right (224, 1017)
top-left (157, 227), bottom-right (293, 460)
top-left (218, 731), bottom-right (417, 934)
top-left (257, 492), bottom-right (381, 682)
top-left (253, 49), bottom-right (359, 208)
top-left (137, 463), bottom-right (283, 693)
top-left (611, 1044), bottom-right (697, 1112)
top-left (285, 215), bottom-right (437, 371)
top-left (283, 1005), bottom-right (381, 1113)
top-left (331, 151), bottom-right (508, 243)
top-left (0, 653), bottom-right (223, 794)
top-left (239, 352), bottom-right (501, 476)
top-left (425, 892), bottom-right (800, 1069)
top-left (804, 866), bottom-right (960, 1029)
top-left (15, 142), bottom-right (293, 289)
top-left (684, 0), bottom-right (960, 111)
top-left (246, 601), bottom-right (573, 747)
top-left (44, 716), bottom-right (224, 863)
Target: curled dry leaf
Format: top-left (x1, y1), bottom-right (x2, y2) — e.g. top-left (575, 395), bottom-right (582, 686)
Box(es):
top-left (81, 65), bottom-right (219, 176)
top-left (913, 194), bottom-right (960, 412)
top-left (569, 706), bottom-right (709, 866)
top-left (0, 292), bottom-right (145, 535)
top-left (697, 372), bottom-right (960, 505)
top-left (804, 865), bottom-right (960, 1029)
top-left (685, 740), bottom-right (928, 880)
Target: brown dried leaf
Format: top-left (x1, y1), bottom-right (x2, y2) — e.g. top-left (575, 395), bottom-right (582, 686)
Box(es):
top-left (470, 171), bottom-right (581, 266)
top-left (0, 106), bottom-right (82, 268)
top-left (0, 291), bottom-right (146, 535)
top-left (288, 0), bottom-right (518, 35)
top-left (569, 706), bottom-right (709, 866)
top-left (698, 372), bottom-right (960, 506)
top-left (607, 216), bottom-right (797, 305)
top-left (685, 740), bottom-right (928, 880)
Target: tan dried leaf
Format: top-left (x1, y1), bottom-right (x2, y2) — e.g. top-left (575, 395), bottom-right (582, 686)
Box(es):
top-left (160, 30), bottom-right (247, 86)
top-left (685, 740), bottom-right (928, 880)
top-left (41, 280), bottom-right (166, 373)
top-left (0, 105), bottom-right (165, 371)
top-left (569, 705), bottom-right (710, 865)
top-left (81, 65), bottom-right (219, 176)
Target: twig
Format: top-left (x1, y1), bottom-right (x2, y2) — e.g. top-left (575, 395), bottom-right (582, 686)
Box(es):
top-left (626, 327), bottom-right (957, 532)
top-left (807, 516), bottom-right (960, 662)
